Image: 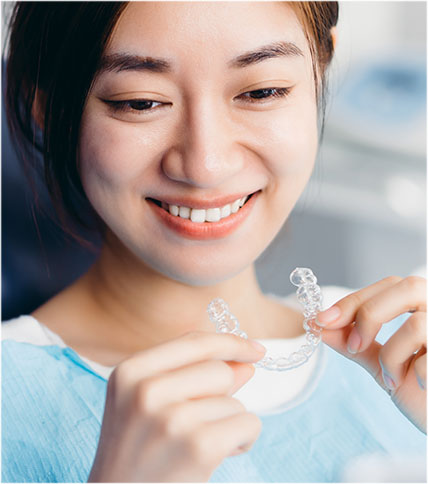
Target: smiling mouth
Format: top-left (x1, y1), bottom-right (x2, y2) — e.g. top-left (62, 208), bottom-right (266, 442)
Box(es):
top-left (146, 192), bottom-right (257, 223)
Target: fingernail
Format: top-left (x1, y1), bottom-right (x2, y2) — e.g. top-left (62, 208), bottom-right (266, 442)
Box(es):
top-left (347, 327), bottom-right (361, 354)
top-left (317, 306), bottom-right (341, 326)
top-left (249, 340), bottom-right (266, 353)
top-left (382, 371), bottom-right (396, 391)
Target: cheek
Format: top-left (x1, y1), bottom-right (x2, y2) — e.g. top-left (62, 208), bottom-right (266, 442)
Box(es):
top-left (249, 101), bottom-right (318, 178)
top-left (244, 96), bottom-right (318, 225)
top-left (78, 111), bottom-right (165, 193)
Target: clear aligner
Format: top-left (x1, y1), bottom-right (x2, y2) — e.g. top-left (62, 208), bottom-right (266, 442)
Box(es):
top-left (207, 267), bottom-right (323, 371)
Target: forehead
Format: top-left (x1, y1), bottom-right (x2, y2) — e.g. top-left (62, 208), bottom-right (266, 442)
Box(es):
top-left (106, 2), bottom-right (309, 69)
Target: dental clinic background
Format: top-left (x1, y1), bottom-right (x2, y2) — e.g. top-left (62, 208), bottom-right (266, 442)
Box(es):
top-left (2, 2), bottom-right (426, 320)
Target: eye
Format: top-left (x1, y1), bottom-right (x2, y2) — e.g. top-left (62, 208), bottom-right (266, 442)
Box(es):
top-left (237, 87), bottom-right (291, 104)
top-left (102, 98), bottom-right (166, 114)
top-left (101, 86), bottom-right (291, 118)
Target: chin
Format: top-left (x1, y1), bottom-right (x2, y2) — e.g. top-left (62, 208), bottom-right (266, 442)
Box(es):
top-left (144, 249), bottom-right (254, 287)
top-left (167, 266), bottom-right (244, 287)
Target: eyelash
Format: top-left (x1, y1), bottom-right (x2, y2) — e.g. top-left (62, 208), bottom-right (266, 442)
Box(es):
top-left (103, 87), bottom-right (291, 115)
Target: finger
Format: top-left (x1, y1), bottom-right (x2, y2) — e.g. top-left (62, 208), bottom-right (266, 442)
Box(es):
top-left (194, 412), bottom-right (262, 463)
top-left (379, 311), bottom-right (427, 390)
top-left (414, 352), bottom-right (427, 390)
top-left (134, 360), bottom-right (253, 413)
top-left (355, 277), bottom-right (426, 352)
top-left (154, 396), bottom-right (247, 438)
top-left (322, 326), bottom-right (384, 379)
top-left (116, 331), bottom-right (266, 385)
top-left (226, 361), bottom-right (256, 395)
top-left (350, 276), bottom-right (426, 354)
top-left (317, 276), bottom-right (426, 355)
top-left (317, 276), bottom-right (403, 329)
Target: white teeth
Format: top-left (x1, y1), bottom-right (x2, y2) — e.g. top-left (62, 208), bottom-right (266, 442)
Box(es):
top-left (190, 209), bottom-right (206, 223)
top-left (179, 206), bottom-right (190, 219)
top-left (231, 199), bottom-right (240, 213)
top-left (206, 208), bottom-right (221, 222)
top-left (165, 195), bottom-right (251, 222)
top-left (169, 204), bottom-right (179, 216)
top-left (220, 204), bottom-right (231, 218)
top-left (239, 196), bottom-right (248, 207)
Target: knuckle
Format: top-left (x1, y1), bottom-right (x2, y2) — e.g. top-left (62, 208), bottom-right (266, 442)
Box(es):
top-left (403, 275), bottom-right (426, 292)
top-left (110, 361), bottom-right (132, 386)
top-left (246, 412), bottom-right (263, 436)
top-left (182, 330), bottom-right (206, 342)
top-left (158, 404), bottom-right (188, 437)
top-left (344, 292), bottom-right (364, 312)
top-left (132, 379), bottom-right (158, 415)
top-left (356, 301), bottom-right (377, 324)
top-left (407, 313), bottom-right (426, 340)
top-left (107, 362), bottom-right (135, 403)
top-left (382, 275), bottom-right (403, 285)
top-left (152, 411), bottom-right (179, 438)
top-left (181, 330), bottom-right (212, 352)
top-left (182, 331), bottom-right (217, 357)
top-left (182, 331), bottom-right (252, 361)
top-left (106, 367), bottom-right (120, 394)
top-left (186, 430), bottom-right (216, 466)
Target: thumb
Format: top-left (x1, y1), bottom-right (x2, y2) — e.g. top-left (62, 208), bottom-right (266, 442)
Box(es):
top-left (322, 326), bottom-right (383, 384)
top-left (226, 361), bottom-right (256, 395)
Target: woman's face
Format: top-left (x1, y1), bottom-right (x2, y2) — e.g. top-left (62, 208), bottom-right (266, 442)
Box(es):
top-left (79, 2), bottom-right (318, 285)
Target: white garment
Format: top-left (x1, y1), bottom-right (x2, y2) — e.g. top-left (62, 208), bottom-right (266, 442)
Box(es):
top-left (2, 286), bottom-right (351, 415)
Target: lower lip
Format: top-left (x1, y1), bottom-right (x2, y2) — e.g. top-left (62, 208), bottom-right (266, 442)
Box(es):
top-left (147, 191), bottom-right (260, 240)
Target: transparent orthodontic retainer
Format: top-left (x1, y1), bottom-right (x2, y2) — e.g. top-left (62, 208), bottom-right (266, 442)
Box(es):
top-left (207, 267), bottom-right (324, 371)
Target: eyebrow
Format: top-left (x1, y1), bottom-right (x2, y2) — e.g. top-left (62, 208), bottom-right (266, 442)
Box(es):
top-left (97, 41), bottom-right (304, 75)
top-left (229, 40), bottom-right (304, 68)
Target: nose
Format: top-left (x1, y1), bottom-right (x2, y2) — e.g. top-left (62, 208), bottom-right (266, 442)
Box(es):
top-left (161, 98), bottom-right (244, 188)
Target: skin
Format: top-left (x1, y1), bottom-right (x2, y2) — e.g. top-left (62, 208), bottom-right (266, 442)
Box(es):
top-left (318, 276), bottom-right (427, 433)
top-left (80, 3), bottom-right (317, 288)
top-left (35, 1), bottom-right (316, 359)
top-left (31, 2), bottom-right (426, 482)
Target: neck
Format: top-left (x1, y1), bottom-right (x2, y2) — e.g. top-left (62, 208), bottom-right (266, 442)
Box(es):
top-left (81, 236), bottom-right (267, 351)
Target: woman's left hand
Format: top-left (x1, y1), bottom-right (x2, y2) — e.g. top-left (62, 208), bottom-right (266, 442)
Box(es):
top-left (317, 276), bottom-right (426, 433)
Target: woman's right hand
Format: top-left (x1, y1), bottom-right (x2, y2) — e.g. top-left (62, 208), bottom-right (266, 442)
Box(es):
top-left (87, 331), bottom-right (266, 482)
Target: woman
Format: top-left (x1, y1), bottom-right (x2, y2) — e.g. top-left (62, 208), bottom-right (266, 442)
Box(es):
top-left (2, 2), bottom-right (426, 482)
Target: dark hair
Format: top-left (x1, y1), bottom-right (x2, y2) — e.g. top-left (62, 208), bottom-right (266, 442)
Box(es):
top-left (5, 2), bottom-right (128, 241)
top-left (290, 2), bottom-right (339, 134)
top-left (5, 1), bottom-right (338, 240)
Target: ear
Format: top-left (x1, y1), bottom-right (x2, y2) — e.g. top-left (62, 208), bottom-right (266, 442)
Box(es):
top-left (330, 26), bottom-right (337, 51)
top-left (32, 89), bottom-right (46, 130)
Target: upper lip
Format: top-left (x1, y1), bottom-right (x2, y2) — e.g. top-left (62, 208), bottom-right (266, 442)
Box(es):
top-left (147, 190), bottom-right (260, 209)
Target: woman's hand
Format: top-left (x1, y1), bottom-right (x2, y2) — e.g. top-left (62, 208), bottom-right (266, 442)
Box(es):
top-left (317, 276), bottom-right (426, 433)
top-left (87, 331), bottom-right (265, 482)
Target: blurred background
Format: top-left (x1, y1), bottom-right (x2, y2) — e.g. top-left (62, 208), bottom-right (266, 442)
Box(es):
top-left (257, 1), bottom-right (426, 296)
top-left (2, 2), bottom-right (427, 320)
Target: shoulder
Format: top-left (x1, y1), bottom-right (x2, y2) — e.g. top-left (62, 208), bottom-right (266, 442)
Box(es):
top-left (2, 316), bottom-right (105, 386)
top-left (2, 314), bottom-right (66, 346)
top-left (2, 338), bottom-right (105, 483)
